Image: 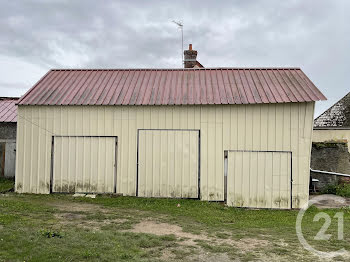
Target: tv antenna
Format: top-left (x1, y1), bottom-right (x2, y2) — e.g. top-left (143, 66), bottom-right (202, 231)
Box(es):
top-left (172, 20), bottom-right (183, 66)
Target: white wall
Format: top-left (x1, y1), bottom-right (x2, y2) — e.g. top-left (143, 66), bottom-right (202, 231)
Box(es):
top-left (313, 129), bottom-right (350, 152)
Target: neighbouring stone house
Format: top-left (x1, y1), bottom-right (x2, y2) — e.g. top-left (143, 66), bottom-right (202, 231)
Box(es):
top-left (311, 92), bottom-right (350, 189)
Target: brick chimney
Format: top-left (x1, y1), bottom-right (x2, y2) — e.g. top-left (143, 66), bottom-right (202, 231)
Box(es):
top-left (184, 44), bottom-right (197, 68)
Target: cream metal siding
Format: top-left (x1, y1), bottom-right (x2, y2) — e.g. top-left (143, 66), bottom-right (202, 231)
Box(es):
top-left (138, 130), bottom-right (199, 198)
top-left (15, 102), bottom-right (314, 208)
top-left (227, 150), bottom-right (292, 209)
top-left (52, 136), bottom-right (117, 193)
top-left (313, 129), bottom-right (350, 153)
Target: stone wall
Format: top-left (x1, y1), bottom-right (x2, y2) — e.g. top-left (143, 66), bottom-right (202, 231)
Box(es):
top-left (310, 142), bottom-right (350, 190)
top-left (0, 123), bottom-right (16, 140)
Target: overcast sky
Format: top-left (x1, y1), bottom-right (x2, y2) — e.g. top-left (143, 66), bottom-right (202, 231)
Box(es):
top-left (0, 0), bottom-right (349, 116)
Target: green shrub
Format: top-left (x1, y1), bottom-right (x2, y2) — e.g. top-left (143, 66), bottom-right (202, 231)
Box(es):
top-left (321, 184), bottom-right (338, 195)
top-left (321, 183), bottom-right (350, 197)
top-left (335, 183), bottom-right (350, 197)
top-left (39, 229), bottom-right (63, 238)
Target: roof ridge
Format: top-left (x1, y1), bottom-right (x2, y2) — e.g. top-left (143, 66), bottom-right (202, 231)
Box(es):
top-left (50, 67), bottom-right (302, 71)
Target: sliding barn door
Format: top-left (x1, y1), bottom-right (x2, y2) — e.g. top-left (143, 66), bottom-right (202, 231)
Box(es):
top-left (53, 136), bottom-right (117, 193)
top-left (227, 150), bottom-right (291, 209)
top-left (138, 130), bottom-right (199, 198)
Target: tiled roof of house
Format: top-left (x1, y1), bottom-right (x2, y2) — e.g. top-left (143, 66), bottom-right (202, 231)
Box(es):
top-left (314, 92), bottom-right (350, 128)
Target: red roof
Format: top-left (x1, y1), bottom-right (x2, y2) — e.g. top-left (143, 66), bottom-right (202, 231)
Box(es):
top-left (0, 98), bottom-right (18, 122)
top-left (18, 68), bottom-right (326, 106)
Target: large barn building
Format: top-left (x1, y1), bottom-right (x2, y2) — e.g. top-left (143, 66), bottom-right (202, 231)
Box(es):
top-left (15, 67), bottom-right (326, 209)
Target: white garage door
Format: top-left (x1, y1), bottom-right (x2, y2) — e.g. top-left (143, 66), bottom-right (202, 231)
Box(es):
top-left (138, 130), bottom-right (199, 198)
top-left (52, 136), bottom-right (117, 193)
top-left (227, 150), bottom-right (291, 209)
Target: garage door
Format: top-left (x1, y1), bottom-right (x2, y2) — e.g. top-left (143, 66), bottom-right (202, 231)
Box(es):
top-left (137, 130), bottom-right (199, 198)
top-left (52, 136), bottom-right (117, 193)
top-left (227, 150), bottom-right (291, 209)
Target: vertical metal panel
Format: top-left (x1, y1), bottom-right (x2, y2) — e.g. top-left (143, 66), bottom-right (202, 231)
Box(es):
top-left (4, 141), bottom-right (16, 177)
top-left (137, 130), bottom-right (199, 198)
top-left (52, 136), bottom-right (116, 193)
top-left (0, 140), bottom-right (16, 178)
top-left (227, 150), bottom-right (292, 209)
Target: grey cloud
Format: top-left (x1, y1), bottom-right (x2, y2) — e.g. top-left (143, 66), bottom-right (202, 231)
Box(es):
top-left (0, 82), bottom-right (29, 97)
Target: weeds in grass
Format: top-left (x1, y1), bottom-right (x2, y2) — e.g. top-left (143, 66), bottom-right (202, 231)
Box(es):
top-left (171, 248), bottom-right (196, 260)
top-left (215, 232), bottom-right (230, 239)
top-left (239, 252), bottom-right (259, 262)
top-left (159, 234), bottom-right (177, 242)
top-left (39, 229), bottom-right (63, 238)
top-left (196, 240), bottom-right (234, 253)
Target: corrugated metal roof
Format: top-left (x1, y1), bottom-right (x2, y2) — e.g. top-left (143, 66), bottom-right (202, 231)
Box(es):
top-left (18, 68), bottom-right (326, 106)
top-left (0, 97), bottom-right (18, 122)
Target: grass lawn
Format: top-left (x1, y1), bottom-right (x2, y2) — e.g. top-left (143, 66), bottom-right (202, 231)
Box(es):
top-left (0, 182), bottom-right (350, 261)
top-left (0, 178), bottom-right (14, 193)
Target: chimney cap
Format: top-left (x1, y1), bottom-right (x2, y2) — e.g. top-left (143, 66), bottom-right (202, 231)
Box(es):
top-left (189, 44), bottom-right (192, 50)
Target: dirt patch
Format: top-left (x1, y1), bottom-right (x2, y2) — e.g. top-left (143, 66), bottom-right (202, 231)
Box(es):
top-left (54, 211), bottom-right (129, 231)
top-left (77, 219), bottom-right (128, 231)
top-left (130, 221), bottom-right (270, 252)
top-left (52, 201), bottom-right (271, 258)
top-left (55, 212), bottom-right (86, 220)
top-left (277, 239), bottom-right (289, 247)
top-left (159, 246), bottom-right (233, 262)
top-left (160, 249), bottom-right (176, 261)
top-left (51, 202), bottom-right (107, 213)
top-left (195, 253), bottom-right (232, 262)
top-left (51, 201), bottom-right (133, 231)
top-left (310, 194), bottom-right (350, 209)
top-left (160, 245), bottom-right (233, 262)
top-left (231, 238), bottom-right (269, 251)
top-left (130, 220), bottom-right (208, 246)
